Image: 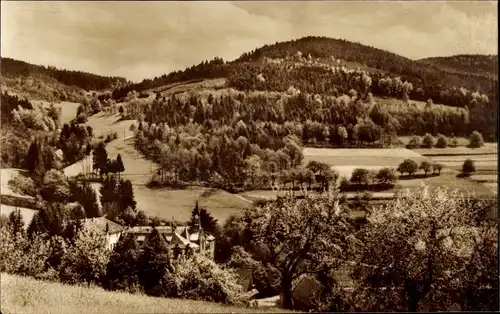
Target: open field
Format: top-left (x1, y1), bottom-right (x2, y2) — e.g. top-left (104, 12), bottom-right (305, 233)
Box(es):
top-left (1, 273), bottom-right (285, 314)
top-left (134, 186), bottom-right (251, 223)
top-left (64, 112), bottom-right (252, 223)
top-left (239, 189), bottom-right (395, 202)
top-left (417, 147), bottom-right (497, 195)
top-left (302, 147), bottom-right (496, 197)
top-left (0, 205), bottom-right (37, 227)
top-left (32, 100), bottom-right (81, 125)
top-left (303, 147), bottom-right (428, 167)
top-left (414, 143), bottom-right (498, 156)
top-left (0, 168), bottom-right (34, 200)
top-left (398, 136), bottom-right (472, 147)
top-left (148, 78), bottom-right (227, 97)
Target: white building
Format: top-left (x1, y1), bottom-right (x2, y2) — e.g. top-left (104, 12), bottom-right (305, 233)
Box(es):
top-left (123, 224), bottom-right (216, 259)
top-left (80, 217), bottom-right (124, 251)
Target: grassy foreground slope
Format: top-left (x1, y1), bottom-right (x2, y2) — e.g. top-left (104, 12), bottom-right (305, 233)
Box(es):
top-left (0, 274), bottom-right (286, 314)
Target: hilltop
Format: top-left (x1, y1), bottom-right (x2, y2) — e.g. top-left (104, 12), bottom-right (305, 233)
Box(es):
top-left (420, 54), bottom-right (498, 78)
top-left (107, 36), bottom-right (497, 140)
top-left (1, 57), bottom-right (128, 103)
top-left (111, 36), bottom-right (497, 103)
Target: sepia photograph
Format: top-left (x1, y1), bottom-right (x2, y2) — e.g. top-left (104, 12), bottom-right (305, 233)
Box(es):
top-left (0, 0), bottom-right (498, 312)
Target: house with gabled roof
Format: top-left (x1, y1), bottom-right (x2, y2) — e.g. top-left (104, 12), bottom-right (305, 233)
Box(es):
top-left (122, 221), bottom-right (216, 259)
top-left (78, 209), bottom-right (216, 259)
top-left (79, 217), bottom-right (125, 251)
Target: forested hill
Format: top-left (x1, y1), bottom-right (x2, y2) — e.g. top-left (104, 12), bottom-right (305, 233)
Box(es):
top-left (419, 54), bottom-right (498, 78)
top-left (234, 36), bottom-right (497, 95)
top-left (111, 36), bottom-right (497, 106)
top-left (1, 57), bottom-right (128, 91)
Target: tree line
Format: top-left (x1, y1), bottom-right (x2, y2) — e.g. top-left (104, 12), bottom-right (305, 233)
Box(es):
top-left (132, 89), bottom-right (475, 144)
top-left (111, 57), bottom-right (226, 100)
top-left (1, 57), bottom-right (128, 91)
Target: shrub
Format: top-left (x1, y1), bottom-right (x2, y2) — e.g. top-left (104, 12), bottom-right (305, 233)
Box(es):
top-left (462, 159), bottom-right (476, 176)
top-left (0, 225), bottom-right (26, 274)
top-left (376, 168), bottom-right (397, 184)
top-left (15, 234), bottom-right (51, 277)
top-left (469, 131), bottom-right (484, 148)
top-left (419, 161), bottom-right (432, 177)
top-left (449, 137), bottom-right (458, 148)
top-left (8, 174), bottom-right (37, 197)
top-left (432, 163), bottom-right (443, 175)
top-left (406, 136), bottom-right (421, 149)
top-left (339, 176), bottom-right (349, 191)
top-left (421, 133), bottom-right (435, 148)
top-left (435, 134), bottom-right (448, 148)
top-left (397, 159), bottom-right (419, 176)
top-left (362, 191), bottom-right (374, 201)
top-left (76, 113), bottom-right (88, 124)
top-left (59, 228), bottom-right (110, 285)
top-left (350, 168), bottom-right (370, 185)
top-left (40, 169), bottom-right (71, 202)
top-left (173, 254), bottom-right (248, 305)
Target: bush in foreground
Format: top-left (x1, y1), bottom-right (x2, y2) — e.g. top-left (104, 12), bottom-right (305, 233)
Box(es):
top-left (351, 184), bottom-right (498, 312)
top-left (173, 254), bottom-right (248, 306)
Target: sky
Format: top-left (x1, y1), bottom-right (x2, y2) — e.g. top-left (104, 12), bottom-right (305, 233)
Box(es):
top-left (1, 1), bottom-right (498, 82)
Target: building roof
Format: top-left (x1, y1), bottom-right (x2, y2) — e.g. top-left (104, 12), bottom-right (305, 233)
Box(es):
top-left (124, 225), bottom-right (215, 242)
top-left (80, 217), bottom-right (124, 234)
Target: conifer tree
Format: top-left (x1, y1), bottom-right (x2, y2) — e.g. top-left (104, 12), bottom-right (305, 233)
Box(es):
top-left (116, 154), bottom-right (125, 180)
top-left (8, 208), bottom-right (24, 236)
top-left (100, 176), bottom-right (118, 206)
top-left (118, 180), bottom-right (136, 211)
top-left (138, 228), bottom-right (174, 296)
top-left (25, 141), bottom-right (40, 173)
top-left (93, 142), bottom-right (109, 178)
top-left (106, 235), bottom-right (141, 291)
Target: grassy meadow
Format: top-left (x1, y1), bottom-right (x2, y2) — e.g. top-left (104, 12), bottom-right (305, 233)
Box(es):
top-left (0, 273), bottom-right (286, 314)
top-left (0, 205), bottom-right (37, 228)
top-left (302, 147), bottom-right (496, 197)
top-left (415, 145), bottom-right (498, 196)
top-left (0, 168), bottom-right (34, 199)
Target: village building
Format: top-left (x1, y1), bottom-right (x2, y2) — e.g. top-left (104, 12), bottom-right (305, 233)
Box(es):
top-left (80, 217), bottom-right (125, 251)
top-left (79, 215), bottom-right (216, 258)
top-left (122, 223), bottom-right (216, 258)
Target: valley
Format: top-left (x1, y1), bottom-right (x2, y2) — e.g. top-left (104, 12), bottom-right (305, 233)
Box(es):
top-left (0, 7), bottom-right (497, 311)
